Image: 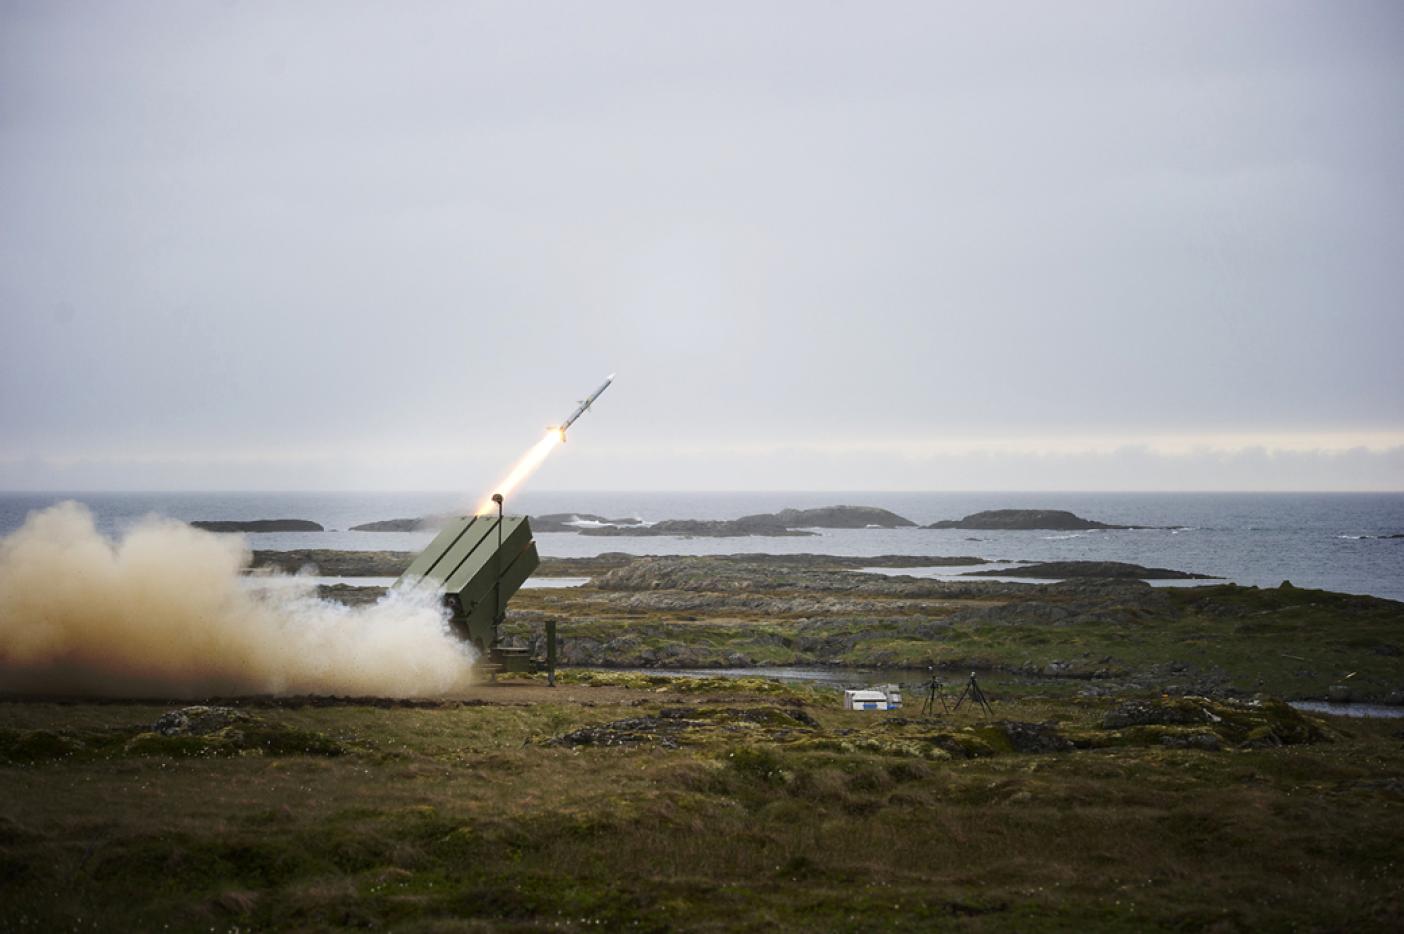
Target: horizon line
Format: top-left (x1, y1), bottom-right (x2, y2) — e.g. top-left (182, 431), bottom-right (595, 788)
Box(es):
top-left (2, 488), bottom-right (1402, 496)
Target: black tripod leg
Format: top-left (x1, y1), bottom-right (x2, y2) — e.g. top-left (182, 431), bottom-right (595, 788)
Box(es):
top-left (923, 680), bottom-right (942, 716)
top-left (971, 681), bottom-right (993, 715)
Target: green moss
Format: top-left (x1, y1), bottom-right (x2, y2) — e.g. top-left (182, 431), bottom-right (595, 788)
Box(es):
top-left (534, 668), bottom-right (829, 703)
top-left (692, 706), bottom-right (810, 728)
top-left (121, 724), bottom-right (343, 758)
top-left (1073, 725), bottom-right (1204, 749)
top-left (969, 725), bottom-right (1017, 754)
top-left (0, 729), bottom-right (82, 764)
top-left (792, 735), bottom-right (950, 759)
top-left (4, 690), bottom-right (1404, 932)
top-left (123, 732), bottom-right (220, 757)
top-left (725, 745), bottom-right (789, 783)
top-left (237, 725), bottom-right (345, 756)
top-left (932, 730), bottom-right (1001, 758)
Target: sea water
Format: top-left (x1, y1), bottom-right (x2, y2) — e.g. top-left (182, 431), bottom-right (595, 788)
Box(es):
top-left (0, 491), bottom-right (1400, 602)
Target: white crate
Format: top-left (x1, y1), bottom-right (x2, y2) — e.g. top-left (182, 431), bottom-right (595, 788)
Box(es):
top-left (843, 689), bottom-right (890, 711)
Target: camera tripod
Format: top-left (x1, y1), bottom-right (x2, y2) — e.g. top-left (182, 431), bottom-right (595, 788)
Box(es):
top-left (921, 669), bottom-right (993, 716)
top-left (920, 668), bottom-right (950, 715)
top-left (952, 671), bottom-right (993, 716)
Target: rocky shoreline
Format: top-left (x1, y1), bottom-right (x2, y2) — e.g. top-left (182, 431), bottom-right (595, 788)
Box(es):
top-left (269, 549), bottom-right (1404, 704)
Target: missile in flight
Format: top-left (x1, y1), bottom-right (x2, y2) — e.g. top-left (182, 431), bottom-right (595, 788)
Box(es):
top-left (555, 374), bottom-right (614, 441)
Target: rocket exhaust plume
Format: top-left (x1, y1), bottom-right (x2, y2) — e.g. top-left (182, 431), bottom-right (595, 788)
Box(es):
top-left (472, 374), bottom-right (614, 514)
top-left (474, 430), bottom-right (562, 515)
top-left (0, 377), bottom-right (615, 698)
top-left (0, 502), bottom-right (476, 698)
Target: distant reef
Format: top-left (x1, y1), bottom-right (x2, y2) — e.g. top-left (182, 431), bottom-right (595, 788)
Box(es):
top-left (581, 515), bottom-right (815, 538)
top-left (349, 517), bottom-right (446, 532)
top-left (966, 560), bottom-right (1217, 580)
top-left (190, 519), bottom-right (323, 533)
top-left (926, 509), bottom-right (1154, 531)
top-left (531, 513), bottom-right (644, 533)
top-left (349, 505), bottom-right (918, 538)
top-left (773, 506), bottom-right (916, 528)
top-left (578, 505), bottom-right (917, 538)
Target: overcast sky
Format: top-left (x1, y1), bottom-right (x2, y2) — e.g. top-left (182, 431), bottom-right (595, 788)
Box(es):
top-left (2, 1), bottom-right (1401, 491)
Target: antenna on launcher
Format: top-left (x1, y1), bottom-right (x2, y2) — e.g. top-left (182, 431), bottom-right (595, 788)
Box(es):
top-left (491, 493), bottom-right (504, 683)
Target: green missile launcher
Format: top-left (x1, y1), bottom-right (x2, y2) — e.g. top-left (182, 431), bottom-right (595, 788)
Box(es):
top-left (394, 511), bottom-right (554, 676)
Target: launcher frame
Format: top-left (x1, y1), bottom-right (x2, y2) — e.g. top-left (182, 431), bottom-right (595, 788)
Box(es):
top-left (394, 509), bottom-right (555, 677)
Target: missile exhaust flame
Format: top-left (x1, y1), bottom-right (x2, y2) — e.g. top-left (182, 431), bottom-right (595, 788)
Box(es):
top-left (471, 373), bottom-right (615, 514)
top-left (474, 430), bottom-right (563, 515)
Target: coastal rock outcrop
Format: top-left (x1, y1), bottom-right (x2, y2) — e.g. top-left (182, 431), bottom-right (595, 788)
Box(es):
top-left (574, 505), bottom-right (916, 537)
top-left (579, 515), bottom-right (815, 538)
top-left (589, 555), bottom-right (999, 596)
top-left (349, 516), bottom-right (451, 532)
top-left (152, 706), bottom-right (250, 736)
top-left (942, 579), bottom-right (1174, 630)
top-left (191, 519), bottom-right (324, 533)
top-left (773, 506), bottom-right (916, 528)
top-left (251, 549), bottom-right (415, 576)
top-left (530, 513), bottom-right (643, 532)
top-left (966, 560), bottom-right (1217, 580)
top-left (343, 505), bottom-right (922, 538)
top-left (926, 509), bottom-right (1142, 531)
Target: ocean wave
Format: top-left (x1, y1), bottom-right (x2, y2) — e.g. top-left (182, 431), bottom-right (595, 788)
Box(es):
top-left (566, 516), bottom-right (651, 528)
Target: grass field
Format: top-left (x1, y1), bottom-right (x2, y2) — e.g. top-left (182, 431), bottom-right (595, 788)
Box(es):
top-left (504, 579), bottom-right (1404, 704)
top-left (3, 676), bottom-right (1402, 932)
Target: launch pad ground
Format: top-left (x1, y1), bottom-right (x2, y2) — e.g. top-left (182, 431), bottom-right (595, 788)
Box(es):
top-left (3, 675), bottom-right (1403, 931)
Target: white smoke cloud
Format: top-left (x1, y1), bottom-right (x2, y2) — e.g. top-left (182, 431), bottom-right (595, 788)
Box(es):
top-left (0, 501), bottom-right (477, 697)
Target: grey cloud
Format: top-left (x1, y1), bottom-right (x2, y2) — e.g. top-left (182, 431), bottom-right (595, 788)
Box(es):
top-left (1, 1), bottom-right (1401, 488)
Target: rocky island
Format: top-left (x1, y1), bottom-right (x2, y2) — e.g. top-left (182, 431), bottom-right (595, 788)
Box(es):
top-left (346, 505), bottom-right (918, 538)
top-left (771, 505), bottom-right (916, 528)
top-left (926, 508), bottom-right (1153, 530)
top-left (577, 505), bottom-right (918, 537)
top-left (190, 519), bottom-right (324, 533)
top-left (579, 515), bottom-right (816, 537)
top-left (348, 515), bottom-right (452, 532)
top-left (966, 560), bottom-right (1219, 580)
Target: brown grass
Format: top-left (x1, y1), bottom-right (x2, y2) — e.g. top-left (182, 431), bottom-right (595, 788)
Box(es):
top-left (2, 685), bottom-right (1403, 931)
